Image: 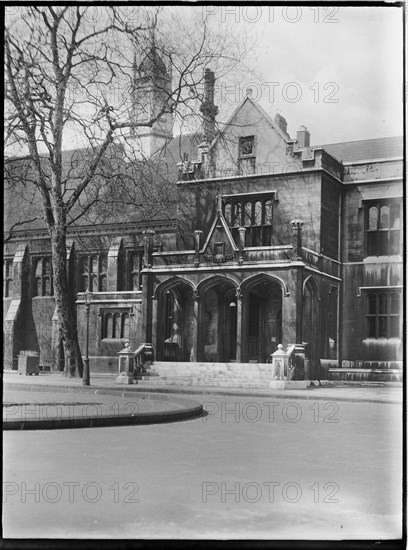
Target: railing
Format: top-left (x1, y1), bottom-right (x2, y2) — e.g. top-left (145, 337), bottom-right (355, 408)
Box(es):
top-left (271, 344), bottom-right (304, 381)
top-left (163, 342), bottom-right (180, 361)
top-left (152, 251), bottom-right (196, 266)
top-left (134, 343), bottom-right (154, 372)
top-left (302, 247), bottom-right (340, 278)
top-left (244, 246), bottom-right (293, 263)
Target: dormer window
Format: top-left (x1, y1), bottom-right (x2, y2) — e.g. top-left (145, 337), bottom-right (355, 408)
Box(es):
top-left (238, 136), bottom-right (256, 175)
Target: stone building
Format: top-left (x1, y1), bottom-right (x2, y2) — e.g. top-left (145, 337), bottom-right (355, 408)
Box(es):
top-left (3, 56), bottom-right (403, 384)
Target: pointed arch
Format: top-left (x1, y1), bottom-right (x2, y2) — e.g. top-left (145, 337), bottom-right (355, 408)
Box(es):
top-left (303, 275), bottom-right (320, 298)
top-left (153, 275), bottom-right (195, 300)
top-left (241, 272), bottom-right (289, 296)
top-left (197, 274), bottom-right (238, 295)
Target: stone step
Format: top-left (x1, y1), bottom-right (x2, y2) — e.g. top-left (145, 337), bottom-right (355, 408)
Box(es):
top-left (136, 361), bottom-right (289, 389)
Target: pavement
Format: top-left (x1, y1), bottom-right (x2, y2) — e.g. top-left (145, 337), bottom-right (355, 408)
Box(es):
top-left (3, 370), bottom-right (403, 404)
top-left (3, 384), bottom-right (403, 539)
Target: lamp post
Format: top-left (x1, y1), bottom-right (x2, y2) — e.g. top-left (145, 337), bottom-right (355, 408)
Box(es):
top-left (83, 290), bottom-right (93, 386)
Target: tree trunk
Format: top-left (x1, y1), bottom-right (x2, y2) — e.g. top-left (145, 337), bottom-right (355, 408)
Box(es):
top-left (50, 225), bottom-right (84, 378)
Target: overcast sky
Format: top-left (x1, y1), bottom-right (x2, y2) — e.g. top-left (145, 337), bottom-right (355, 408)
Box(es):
top-left (206, 4), bottom-right (403, 146)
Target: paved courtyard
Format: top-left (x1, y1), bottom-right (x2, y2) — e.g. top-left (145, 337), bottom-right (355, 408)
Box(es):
top-left (3, 385), bottom-right (402, 540)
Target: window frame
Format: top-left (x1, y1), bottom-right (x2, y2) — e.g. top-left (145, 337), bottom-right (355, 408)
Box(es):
top-left (32, 256), bottom-right (54, 297)
top-left (100, 308), bottom-right (132, 340)
top-left (365, 290), bottom-right (401, 339)
top-left (79, 252), bottom-right (108, 292)
top-left (223, 193), bottom-right (275, 247)
top-left (127, 249), bottom-right (143, 291)
top-left (365, 199), bottom-right (401, 257)
top-left (238, 135), bottom-right (256, 175)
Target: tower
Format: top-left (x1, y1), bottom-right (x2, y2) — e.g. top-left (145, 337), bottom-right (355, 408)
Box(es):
top-left (131, 47), bottom-right (173, 158)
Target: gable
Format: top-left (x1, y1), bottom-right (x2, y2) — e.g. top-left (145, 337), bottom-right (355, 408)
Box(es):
top-left (201, 208), bottom-right (238, 262)
top-left (211, 98), bottom-right (299, 178)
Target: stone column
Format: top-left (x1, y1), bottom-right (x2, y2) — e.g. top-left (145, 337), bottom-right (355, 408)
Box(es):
top-left (194, 230), bottom-right (203, 268)
top-left (281, 270), bottom-right (303, 349)
top-left (141, 270), bottom-right (153, 344)
top-left (238, 227), bottom-right (246, 265)
top-left (290, 219), bottom-right (304, 261)
top-left (192, 288), bottom-right (199, 362)
top-left (141, 232), bottom-right (154, 344)
top-left (235, 286), bottom-right (243, 363)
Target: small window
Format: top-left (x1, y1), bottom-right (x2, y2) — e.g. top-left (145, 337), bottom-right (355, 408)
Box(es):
top-left (238, 136), bottom-right (256, 175)
top-left (239, 136), bottom-right (255, 156)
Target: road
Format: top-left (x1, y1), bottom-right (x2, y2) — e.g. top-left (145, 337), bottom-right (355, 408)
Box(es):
top-left (3, 392), bottom-right (402, 539)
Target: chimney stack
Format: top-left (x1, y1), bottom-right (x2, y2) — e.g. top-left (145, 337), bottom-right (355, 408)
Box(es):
top-left (274, 113), bottom-right (289, 137)
top-left (297, 125), bottom-right (310, 148)
top-left (200, 68), bottom-right (219, 142)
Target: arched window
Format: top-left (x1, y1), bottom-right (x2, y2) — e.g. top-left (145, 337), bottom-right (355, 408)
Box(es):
top-left (244, 202), bottom-right (252, 226)
top-left (91, 256), bottom-right (98, 273)
top-left (254, 201), bottom-right (262, 225)
top-left (232, 203), bottom-right (241, 226)
top-left (224, 194), bottom-right (275, 248)
top-left (224, 203), bottom-right (232, 224)
top-left (366, 201), bottom-right (401, 256)
top-left (368, 206), bottom-right (378, 231)
top-left (379, 206), bottom-right (389, 229)
top-left (264, 200), bottom-right (273, 225)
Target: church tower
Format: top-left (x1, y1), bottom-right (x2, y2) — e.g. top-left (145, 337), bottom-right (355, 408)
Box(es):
top-left (131, 46), bottom-right (173, 158)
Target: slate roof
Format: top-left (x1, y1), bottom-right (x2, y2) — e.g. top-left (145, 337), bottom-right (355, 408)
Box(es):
top-left (320, 136), bottom-right (403, 163)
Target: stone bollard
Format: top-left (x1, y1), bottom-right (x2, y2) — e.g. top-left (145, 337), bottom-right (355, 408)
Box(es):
top-left (116, 343), bottom-right (134, 385)
top-left (269, 344), bottom-right (309, 390)
top-left (271, 344), bottom-right (287, 382)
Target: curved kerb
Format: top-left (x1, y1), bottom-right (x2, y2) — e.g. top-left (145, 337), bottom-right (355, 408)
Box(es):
top-left (3, 392), bottom-right (203, 431)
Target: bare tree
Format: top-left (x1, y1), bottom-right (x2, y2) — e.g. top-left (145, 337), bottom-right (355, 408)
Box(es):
top-left (5, 6), bottom-right (246, 376)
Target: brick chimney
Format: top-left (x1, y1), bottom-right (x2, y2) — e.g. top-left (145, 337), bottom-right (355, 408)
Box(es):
top-left (274, 113), bottom-right (289, 136)
top-left (200, 68), bottom-right (219, 142)
top-left (297, 125), bottom-right (310, 148)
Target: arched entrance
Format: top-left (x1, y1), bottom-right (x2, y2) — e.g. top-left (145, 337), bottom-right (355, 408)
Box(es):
top-left (156, 279), bottom-right (194, 361)
top-left (198, 277), bottom-right (237, 362)
top-left (242, 275), bottom-right (283, 363)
